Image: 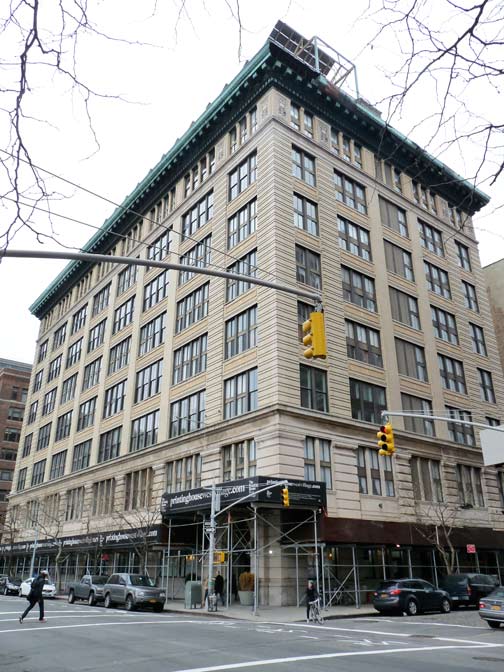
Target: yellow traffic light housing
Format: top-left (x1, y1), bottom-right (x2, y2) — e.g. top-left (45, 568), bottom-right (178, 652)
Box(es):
top-left (214, 551), bottom-right (225, 563)
top-left (281, 487), bottom-right (290, 507)
top-left (302, 311), bottom-right (327, 359)
top-left (377, 422), bottom-right (395, 456)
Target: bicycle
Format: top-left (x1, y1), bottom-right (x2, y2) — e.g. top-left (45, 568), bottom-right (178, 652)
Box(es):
top-left (308, 598), bottom-right (324, 624)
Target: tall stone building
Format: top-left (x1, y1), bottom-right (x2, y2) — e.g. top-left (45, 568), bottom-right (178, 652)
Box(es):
top-left (3, 23), bottom-right (504, 602)
top-left (0, 359), bottom-right (31, 540)
top-left (484, 258), bottom-right (504, 376)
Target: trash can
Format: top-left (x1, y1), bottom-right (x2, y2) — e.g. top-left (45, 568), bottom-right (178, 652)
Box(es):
top-left (185, 581), bottom-right (202, 608)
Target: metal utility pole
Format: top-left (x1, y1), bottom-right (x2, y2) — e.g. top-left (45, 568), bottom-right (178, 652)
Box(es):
top-left (29, 518), bottom-right (39, 578)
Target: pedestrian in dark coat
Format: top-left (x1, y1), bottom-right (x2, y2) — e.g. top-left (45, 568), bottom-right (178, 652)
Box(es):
top-left (19, 570), bottom-right (48, 623)
top-left (305, 579), bottom-right (318, 622)
top-left (214, 573), bottom-right (225, 605)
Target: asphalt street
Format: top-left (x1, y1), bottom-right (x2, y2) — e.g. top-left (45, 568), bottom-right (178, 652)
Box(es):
top-left (1, 594), bottom-right (503, 672)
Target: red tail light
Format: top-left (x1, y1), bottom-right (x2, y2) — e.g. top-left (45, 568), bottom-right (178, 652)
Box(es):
top-left (479, 602), bottom-right (485, 609)
top-left (389, 589), bottom-right (401, 596)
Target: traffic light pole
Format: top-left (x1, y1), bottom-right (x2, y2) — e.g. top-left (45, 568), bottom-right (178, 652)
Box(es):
top-left (381, 410), bottom-right (504, 433)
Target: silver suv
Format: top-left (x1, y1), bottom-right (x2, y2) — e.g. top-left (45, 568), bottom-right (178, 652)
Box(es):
top-left (103, 573), bottom-right (165, 612)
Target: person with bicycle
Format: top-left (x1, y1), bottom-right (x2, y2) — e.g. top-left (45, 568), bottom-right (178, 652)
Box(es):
top-left (305, 579), bottom-right (319, 623)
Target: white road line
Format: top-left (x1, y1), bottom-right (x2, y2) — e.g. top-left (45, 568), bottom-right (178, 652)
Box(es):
top-left (171, 644), bottom-right (504, 672)
top-left (0, 610), bottom-right (125, 615)
top-left (0, 619), bottom-right (192, 634)
top-left (382, 620), bottom-right (488, 630)
top-left (0, 614), bottom-right (135, 623)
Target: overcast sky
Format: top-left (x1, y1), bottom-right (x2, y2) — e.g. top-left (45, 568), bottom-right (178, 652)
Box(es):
top-left (1, 0), bottom-right (502, 364)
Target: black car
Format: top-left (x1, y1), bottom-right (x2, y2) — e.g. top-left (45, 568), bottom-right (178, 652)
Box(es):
top-left (373, 579), bottom-right (451, 616)
top-left (439, 573), bottom-right (497, 608)
top-left (479, 586), bottom-right (504, 629)
top-left (0, 576), bottom-right (21, 596)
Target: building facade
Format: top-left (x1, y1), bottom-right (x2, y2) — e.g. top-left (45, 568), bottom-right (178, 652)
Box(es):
top-left (0, 359), bottom-right (31, 540)
top-left (484, 258), bottom-right (504, 375)
top-left (3, 23), bottom-right (504, 603)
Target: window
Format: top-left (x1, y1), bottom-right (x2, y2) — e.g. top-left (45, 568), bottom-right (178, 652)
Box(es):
top-left (92, 283), bottom-right (111, 316)
top-left (396, 339), bottom-right (428, 381)
top-left (297, 301), bottom-right (313, 341)
top-left (77, 396), bottom-right (97, 431)
top-left (22, 433), bottom-right (33, 458)
top-left (27, 401), bottom-right (38, 424)
top-left (478, 369), bottom-right (496, 403)
top-left (0, 469), bottom-right (13, 481)
top-left (38, 340), bottom-right (48, 363)
top-left (107, 336), bottom-right (131, 375)
top-left (455, 241), bottom-right (471, 270)
top-left (349, 379), bottom-right (386, 424)
top-left (41, 389), bottom-right (56, 416)
top-left (87, 319), bottom-right (106, 353)
top-left (49, 450), bottom-right (67, 480)
top-left (226, 249), bottom-right (257, 302)
top-left (300, 365), bottom-right (328, 412)
top-left (379, 197), bottom-right (407, 236)
top-left (462, 280), bottom-right (479, 312)
top-left (304, 437), bottom-right (332, 489)
top-left (221, 441), bottom-right (256, 481)
top-left (295, 245), bottom-right (321, 289)
top-left (31, 459), bottom-right (46, 486)
top-left (375, 160), bottom-right (402, 193)
top-left (425, 261), bottom-right (451, 299)
top-left (66, 338), bottom-right (82, 368)
top-left (65, 486), bottom-right (85, 520)
top-left (3, 427), bottom-right (20, 442)
top-left (135, 360), bottom-right (163, 402)
top-left (342, 266), bottom-right (376, 312)
top-left (498, 472), bottom-right (504, 508)
top-left (113, 296), bottom-right (135, 334)
top-left (419, 220), bottom-right (444, 256)
top-left (182, 191), bottom-right (214, 240)
top-left (290, 102), bottom-right (300, 130)
top-left (303, 111), bottom-right (313, 138)
top-left (401, 394), bottom-right (435, 436)
top-left (413, 182), bottom-right (437, 214)
top-left (130, 410), bottom-right (159, 453)
top-left (71, 305), bottom-right (87, 334)
top-left (342, 135), bottom-right (351, 162)
top-left (36, 423), bottom-right (51, 451)
top-left (178, 235), bottom-right (212, 285)
top-left (173, 334), bottom-right (207, 384)
top-left (345, 320), bottom-right (382, 367)
top-left (138, 312), bottom-right (166, 356)
top-left (184, 174), bottom-right (191, 198)
top-left (61, 373), bottom-right (77, 404)
top-left (82, 357), bottom-right (102, 391)
top-left (438, 355), bottom-right (466, 394)
top-left (389, 288), bottom-right (420, 329)
top-left (143, 271), bottom-right (169, 311)
top-left (330, 127), bottom-right (340, 154)
top-left (147, 229), bottom-right (173, 261)
top-left (47, 355), bottom-right (62, 382)
top-left (116, 265), bottom-right (137, 296)
top-left (486, 417), bottom-right (501, 427)
top-left (17, 467), bottom-right (27, 491)
top-left (225, 305), bottom-right (257, 359)
top-left (229, 152), bottom-right (257, 200)
top-left (384, 241), bottom-right (413, 280)
top-left (124, 468), bottom-right (152, 511)
top-left (229, 126), bottom-right (237, 153)
top-left (468, 323), bottom-right (486, 356)
top-left (353, 143), bottom-right (362, 168)
top-left (455, 464), bottom-right (484, 507)
top-left (431, 306), bottom-right (458, 344)
top-left (224, 368), bottom-right (258, 419)
top-left (249, 107), bottom-right (257, 135)
top-left (292, 146), bottom-right (316, 186)
top-left (72, 440), bottom-right (91, 472)
top-left (334, 171), bottom-right (367, 214)
top-left (55, 410), bottom-right (73, 442)
top-left (411, 457), bottom-right (443, 502)
top-left (103, 381), bottom-right (126, 418)
top-left (446, 407), bottom-right (475, 446)
top-left (357, 447), bottom-right (395, 497)
top-left (449, 206), bottom-right (466, 228)
top-left (53, 323), bottom-right (67, 350)
top-left (176, 283), bottom-right (209, 332)
top-left (338, 217), bottom-right (371, 261)
top-left (98, 427), bottom-right (122, 463)
top-left (228, 199), bottom-right (257, 249)
top-left (293, 194), bottom-right (318, 236)
top-left (92, 479), bottom-right (115, 516)
top-left (33, 369), bottom-right (43, 392)
top-left (170, 390), bottom-right (205, 437)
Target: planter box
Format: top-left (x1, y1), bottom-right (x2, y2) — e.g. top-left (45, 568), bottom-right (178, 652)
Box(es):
top-left (238, 590), bottom-right (254, 606)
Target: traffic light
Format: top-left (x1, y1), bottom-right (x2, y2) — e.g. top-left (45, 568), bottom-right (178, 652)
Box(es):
top-left (377, 422), bottom-right (395, 456)
top-left (214, 551), bottom-right (225, 563)
top-left (302, 311), bottom-right (327, 359)
top-left (281, 487), bottom-right (290, 507)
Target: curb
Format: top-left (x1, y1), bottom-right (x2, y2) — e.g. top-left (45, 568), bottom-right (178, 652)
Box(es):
top-left (163, 607), bottom-right (378, 622)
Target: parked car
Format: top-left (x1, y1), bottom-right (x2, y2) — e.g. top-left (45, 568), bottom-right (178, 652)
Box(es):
top-left (479, 586), bottom-right (504, 629)
top-left (439, 573), bottom-right (497, 608)
top-left (67, 575), bottom-right (109, 606)
top-left (19, 576), bottom-right (57, 599)
top-left (373, 579), bottom-right (451, 616)
top-left (102, 573), bottom-right (166, 612)
top-left (0, 576), bottom-right (21, 595)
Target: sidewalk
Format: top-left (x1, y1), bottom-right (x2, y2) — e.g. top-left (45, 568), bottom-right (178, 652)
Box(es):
top-left (163, 600), bottom-right (377, 622)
